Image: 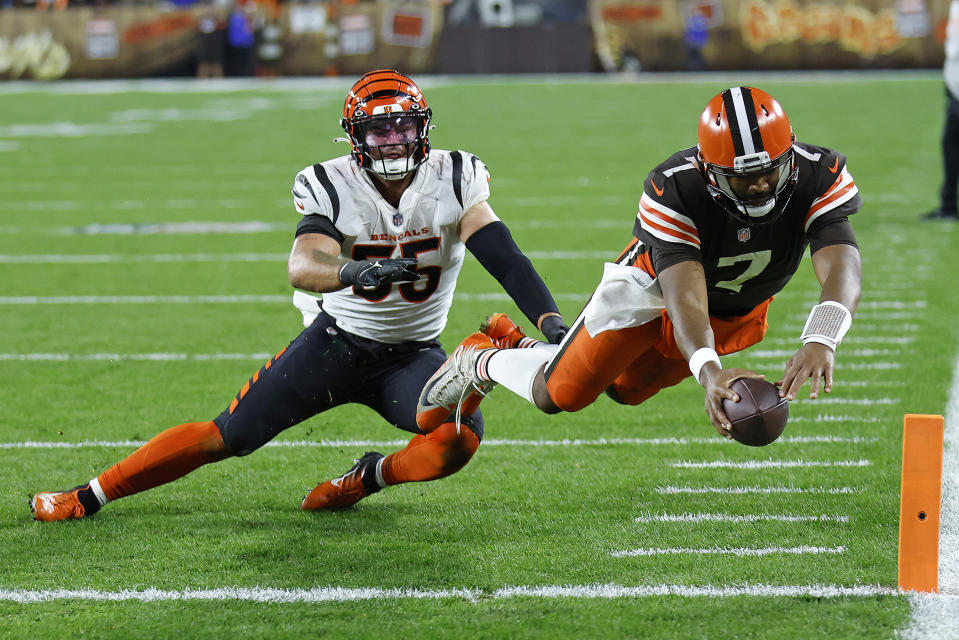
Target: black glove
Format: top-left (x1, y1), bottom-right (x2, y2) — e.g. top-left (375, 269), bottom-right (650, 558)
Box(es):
top-left (338, 258), bottom-right (421, 287)
top-left (541, 315), bottom-right (569, 345)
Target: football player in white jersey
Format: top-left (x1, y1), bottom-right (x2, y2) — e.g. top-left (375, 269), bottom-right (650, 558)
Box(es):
top-left (31, 70), bottom-right (568, 521)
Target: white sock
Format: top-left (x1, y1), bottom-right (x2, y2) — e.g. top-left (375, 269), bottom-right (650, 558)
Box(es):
top-left (89, 477), bottom-right (109, 506)
top-left (373, 457), bottom-right (388, 489)
top-left (516, 337), bottom-right (555, 351)
top-left (483, 347), bottom-right (557, 405)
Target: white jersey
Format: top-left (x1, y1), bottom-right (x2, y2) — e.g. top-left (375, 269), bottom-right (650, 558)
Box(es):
top-left (291, 150), bottom-right (490, 343)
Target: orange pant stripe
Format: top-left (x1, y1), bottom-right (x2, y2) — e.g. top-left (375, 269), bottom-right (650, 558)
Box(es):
top-left (228, 346), bottom-right (290, 415)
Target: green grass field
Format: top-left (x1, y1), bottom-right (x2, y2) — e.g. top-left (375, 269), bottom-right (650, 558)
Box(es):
top-left (1, 73), bottom-right (957, 639)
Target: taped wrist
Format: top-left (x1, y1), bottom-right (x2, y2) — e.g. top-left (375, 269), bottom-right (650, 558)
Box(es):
top-left (689, 347), bottom-right (721, 384)
top-left (466, 221), bottom-right (559, 325)
top-left (800, 301), bottom-right (852, 350)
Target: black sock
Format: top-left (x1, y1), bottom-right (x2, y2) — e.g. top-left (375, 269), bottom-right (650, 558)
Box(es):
top-left (73, 484), bottom-right (102, 516)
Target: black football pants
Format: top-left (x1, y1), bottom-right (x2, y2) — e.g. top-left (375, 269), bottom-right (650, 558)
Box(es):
top-left (213, 310), bottom-right (483, 456)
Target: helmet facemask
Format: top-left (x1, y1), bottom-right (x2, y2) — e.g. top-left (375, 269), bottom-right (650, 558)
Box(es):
top-left (697, 86), bottom-right (797, 226)
top-left (340, 70), bottom-right (433, 182)
top-left (345, 110), bottom-right (431, 181)
top-left (703, 146), bottom-right (798, 225)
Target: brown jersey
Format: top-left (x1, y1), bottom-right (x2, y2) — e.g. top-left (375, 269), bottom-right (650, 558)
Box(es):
top-left (630, 142), bottom-right (861, 317)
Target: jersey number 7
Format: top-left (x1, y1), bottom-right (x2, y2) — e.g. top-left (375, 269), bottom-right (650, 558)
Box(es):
top-left (714, 250), bottom-right (772, 293)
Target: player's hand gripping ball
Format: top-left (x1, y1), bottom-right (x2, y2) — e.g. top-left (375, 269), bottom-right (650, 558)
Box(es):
top-left (722, 378), bottom-right (789, 447)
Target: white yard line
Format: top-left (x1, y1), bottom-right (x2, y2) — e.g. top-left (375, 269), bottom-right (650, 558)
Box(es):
top-left (842, 362), bottom-right (902, 370)
top-left (633, 513), bottom-right (849, 524)
top-left (0, 435), bottom-right (878, 450)
top-left (762, 336), bottom-right (914, 345)
top-left (655, 486), bottom-right (861, 495)
top-left (741, 349), bottom-right (899, 358)
top-left (0, 253), bottom-right (290, 264)
top-left (856, 301), bottom-right (927, 309)
top-left (0, 295), bottom-right (289, 305)
top-left (0, 251), bottom-right (611, 264)
top-left (672, 459), bottom-right (871, 469)
top-left (610, 546), bottom-right (847, 558)
top-left (0, 583), bottom-right (901, 603)
top-left (0, 293), bottom-right (588, 304)
top-left (789, 415), bottom-right (881, 422)
top-left (0, 219), bottom-right (633, 235)
top-left (781, 323), bottom-right (919, 333)
top-left (794, 398), bottom-right (900, 405)
top-left (901, 346), bottom-right (959, 636)
top-left (0, 353), bottom-right (274, 362)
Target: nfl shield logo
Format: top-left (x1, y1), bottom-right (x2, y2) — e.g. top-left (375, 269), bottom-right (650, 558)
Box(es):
top-left (737, 227), bottom-right (751, 242)
top-left (393, 212), bottom-right (404, 226)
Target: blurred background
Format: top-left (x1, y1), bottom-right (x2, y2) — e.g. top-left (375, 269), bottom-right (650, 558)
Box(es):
top-left (0, 0), bottom-right (951, 81)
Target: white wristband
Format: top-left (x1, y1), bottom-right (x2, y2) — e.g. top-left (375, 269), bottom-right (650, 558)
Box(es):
top-left (689, 347), bottom-right (721, 384)
top-left (800, 301), bottom-right (852, 351)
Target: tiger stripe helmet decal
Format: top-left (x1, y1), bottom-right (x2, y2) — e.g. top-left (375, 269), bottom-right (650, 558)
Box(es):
top-left (340, 69), bottom-right (432, 181)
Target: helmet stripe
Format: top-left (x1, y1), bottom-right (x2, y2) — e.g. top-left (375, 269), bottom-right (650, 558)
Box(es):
top-left (739, 87), bottom-right (764, 153)
top-left (723, 87), bottom-right (764, 157)
top-left (727, 87), bottom-right (753, 155)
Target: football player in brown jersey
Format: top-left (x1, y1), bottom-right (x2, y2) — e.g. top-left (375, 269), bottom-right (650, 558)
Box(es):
top-left (417, 86), bottom-right (862, 440)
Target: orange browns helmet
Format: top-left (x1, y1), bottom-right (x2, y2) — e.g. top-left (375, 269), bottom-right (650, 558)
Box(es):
top-left (341, 69), bottom-right (432, 181)
top-left (697, 86), bottom-right (798, 224)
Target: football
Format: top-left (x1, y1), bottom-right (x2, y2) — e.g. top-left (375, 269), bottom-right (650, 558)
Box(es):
top-left (722, 378), bottom-right (789, 447)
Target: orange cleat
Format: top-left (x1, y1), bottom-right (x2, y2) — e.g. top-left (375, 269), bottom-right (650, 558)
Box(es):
top-left (31, 487), bottom-right (88, 522)
top-left (301, 452), bottom-right (384, 510)
top-left (480, 313), bottom-right (533, 349)
top-left (416, 332), bottom-right (498, 432)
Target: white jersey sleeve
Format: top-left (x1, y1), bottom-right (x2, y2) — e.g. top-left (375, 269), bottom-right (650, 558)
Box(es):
top-left (292, 164), bottom-right (337, 220)
top-left (450, 150), bottom-right (491, 212)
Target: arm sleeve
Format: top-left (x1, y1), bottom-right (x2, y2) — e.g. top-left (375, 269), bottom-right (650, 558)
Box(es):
top-left (465, 221), bottom-right (560, 325)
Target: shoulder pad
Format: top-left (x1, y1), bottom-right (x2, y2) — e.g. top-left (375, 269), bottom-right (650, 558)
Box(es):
top-left (449, 150), bottom-right (489, 209)
top-left (291, 164), bottom-right (341, 223)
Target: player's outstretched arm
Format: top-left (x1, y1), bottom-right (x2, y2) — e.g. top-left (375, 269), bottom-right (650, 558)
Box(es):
top-left (289, 233), bottom-right (346, 293)
top-left (461, 201), bottom-right (568, 343)
top-left (659, 260), bottom-right (764, 436)
top-left (778, 243), bottom-right (862, 400)
top-left (289, 233), bottom-right (420, 293)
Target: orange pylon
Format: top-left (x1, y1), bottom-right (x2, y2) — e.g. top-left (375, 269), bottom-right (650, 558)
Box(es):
top-left (897, 414), bottom-right (944, 593)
